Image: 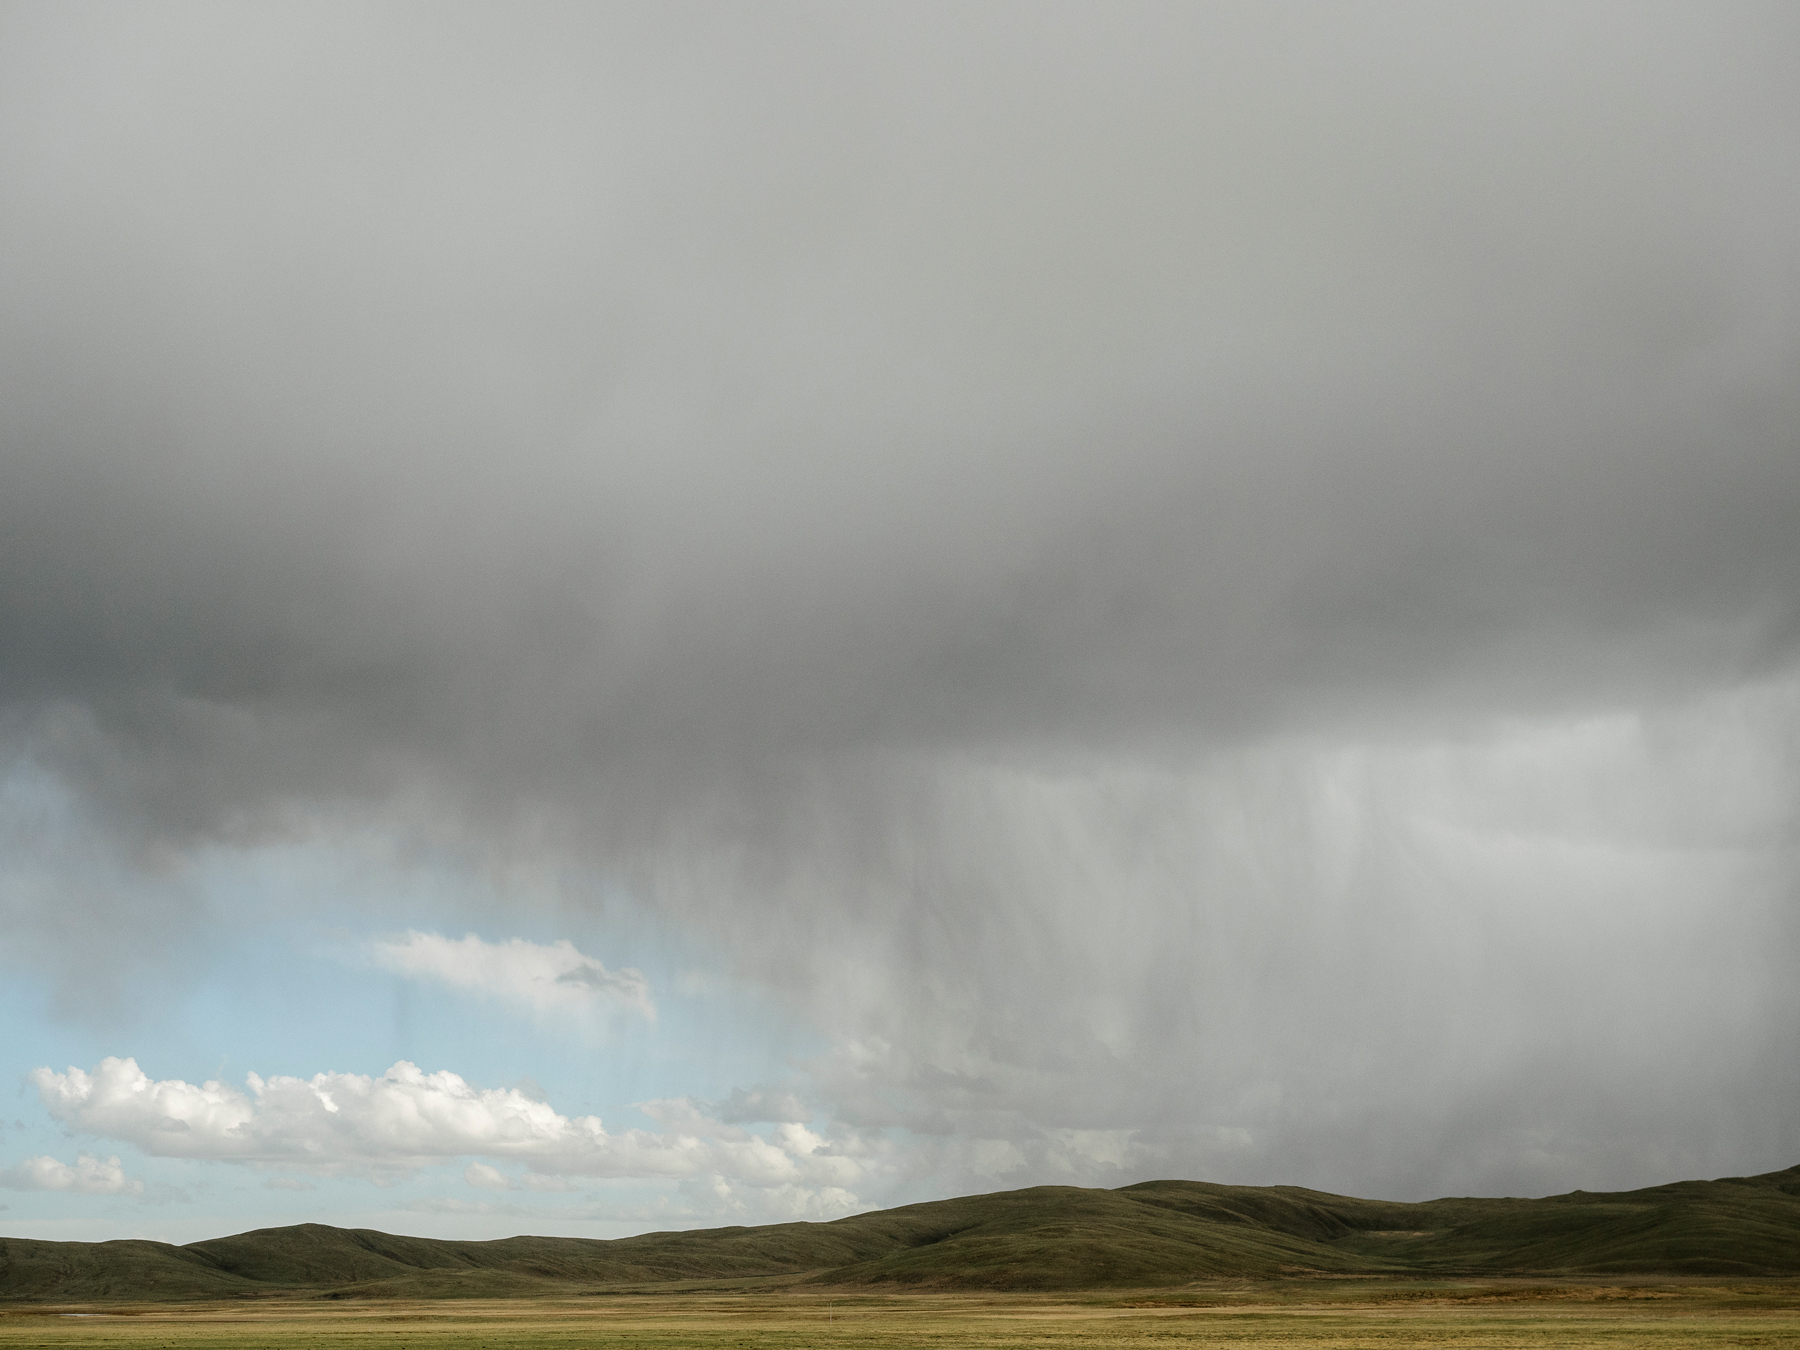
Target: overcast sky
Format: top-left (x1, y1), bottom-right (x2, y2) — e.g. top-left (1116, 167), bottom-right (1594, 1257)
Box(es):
top-left (2, 0), bottom-right (1798, 1244)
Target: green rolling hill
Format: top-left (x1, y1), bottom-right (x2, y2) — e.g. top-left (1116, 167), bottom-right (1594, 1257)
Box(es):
top-left (4, 1164), bottom-right (1798, 1301)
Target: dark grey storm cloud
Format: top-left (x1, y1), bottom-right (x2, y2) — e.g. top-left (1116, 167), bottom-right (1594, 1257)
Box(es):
top-left (2, 2), bottom-right (1798, 1199)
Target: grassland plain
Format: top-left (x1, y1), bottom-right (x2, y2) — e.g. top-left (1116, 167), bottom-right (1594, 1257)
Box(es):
top-left (2, 1283), bottom-right (1800, 1350)
top-left (7, 1169), bottom-right (1800, 1346)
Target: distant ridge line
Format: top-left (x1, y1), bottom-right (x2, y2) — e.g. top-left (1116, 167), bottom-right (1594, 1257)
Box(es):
top-left (4, 1166), bottom-right (1799, 1301)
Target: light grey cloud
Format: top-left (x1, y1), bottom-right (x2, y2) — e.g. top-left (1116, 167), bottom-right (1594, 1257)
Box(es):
top-left (1, 2), bottom-right (1797, 1200)
top-left (369, 931), bottom-right (653, 1021)
top-left (464, 1163), bottom-right (577, 1193)
top-left (0, 1153), bottom-right (143, 1196)
top-left (711, 1087), bottom-right (812, 1126)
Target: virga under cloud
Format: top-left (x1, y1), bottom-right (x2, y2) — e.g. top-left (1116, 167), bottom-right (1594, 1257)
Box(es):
top-left (1, 1), bottom-right (1797, 1233)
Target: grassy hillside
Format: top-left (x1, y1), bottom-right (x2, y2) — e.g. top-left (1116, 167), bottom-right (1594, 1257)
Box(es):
top-left (4, 1164), bottom-right (1797, 1301)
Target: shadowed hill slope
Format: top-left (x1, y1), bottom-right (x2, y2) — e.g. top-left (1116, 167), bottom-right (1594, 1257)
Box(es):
top-left (4, 1165), bottom-right (1798, 1300)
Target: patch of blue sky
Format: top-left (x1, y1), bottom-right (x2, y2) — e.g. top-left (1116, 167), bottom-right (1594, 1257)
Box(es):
top-left (172, 837), bottom-right (826, 1118)
top-left (1, 831), bottom-right (834, 1241)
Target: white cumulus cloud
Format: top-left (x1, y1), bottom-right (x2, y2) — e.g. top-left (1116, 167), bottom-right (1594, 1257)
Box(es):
top-left (369, 931), bottom-right (653, 1021)
top-left (30, 1057), bottom-right (870, 1200)
top-left (0, 1153), bottom-right (142, 1195)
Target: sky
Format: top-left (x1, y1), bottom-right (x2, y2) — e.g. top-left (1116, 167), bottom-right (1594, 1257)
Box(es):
top-left (1, 0), bottom-right (1797, 1245)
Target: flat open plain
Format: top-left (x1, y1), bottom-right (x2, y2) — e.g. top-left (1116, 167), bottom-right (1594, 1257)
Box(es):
top-left (4, 1282), bottom-right (1799, 1350)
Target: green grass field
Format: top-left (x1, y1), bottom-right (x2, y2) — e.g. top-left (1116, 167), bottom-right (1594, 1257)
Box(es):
top-left (3, 1283), bottom-right (1799, 1349)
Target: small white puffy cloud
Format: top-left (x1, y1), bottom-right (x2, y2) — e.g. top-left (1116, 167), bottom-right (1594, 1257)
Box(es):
top-left (463, 1161), bottom-right (509, 1190)
top-left (0, 1153), bottom-right (143, 1195)
top-left (31, 1058), bottom-right (869, 1201)
top-left (463, 1162), bottom-right (576, 1192)
top-left (370, 931), bottom-right (653, 1020)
